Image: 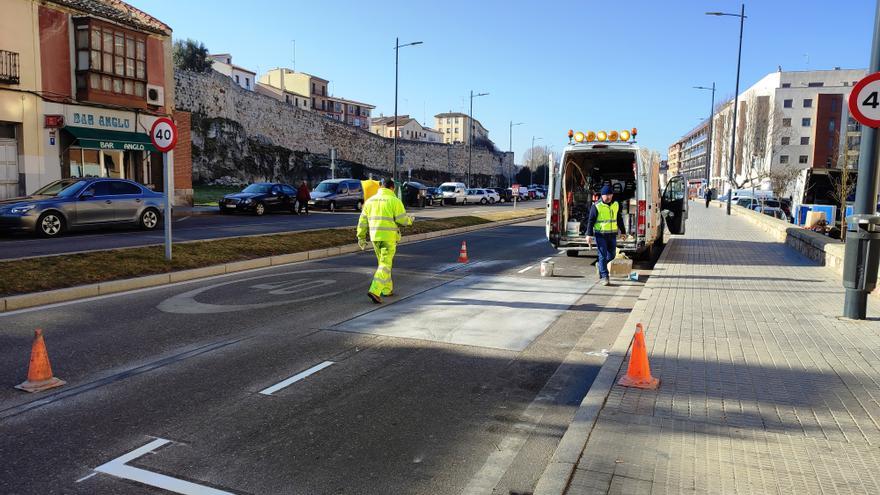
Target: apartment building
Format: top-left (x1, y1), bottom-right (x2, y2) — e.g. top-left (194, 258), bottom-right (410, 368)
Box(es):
top-left (208, 53), bottom-right (256, 91)
top-left (370, 115), bottom-right (443, 143)
top-left (0, 0), bottom-right (176, 199)
top-left (434, 112), bottom-right (489, 145)
top-left (258, 68), bottom-right (373, 130)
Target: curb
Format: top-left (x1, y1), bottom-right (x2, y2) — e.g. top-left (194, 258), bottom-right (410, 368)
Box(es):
top-left (0, 214), bottom-right (543, 314)
top-left (172, 208), bottom-right (219, 218)
top-left (533, 235), bottom-right (678, 495)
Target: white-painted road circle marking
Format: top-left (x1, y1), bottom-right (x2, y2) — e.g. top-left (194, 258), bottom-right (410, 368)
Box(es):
top-left (157, 268), bottom-right (370, 314)
top-left (259, 361), bottom-right (335, 396)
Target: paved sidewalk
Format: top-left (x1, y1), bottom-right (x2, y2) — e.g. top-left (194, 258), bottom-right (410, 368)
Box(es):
top-left (567, 204), bottom-right (880, 494)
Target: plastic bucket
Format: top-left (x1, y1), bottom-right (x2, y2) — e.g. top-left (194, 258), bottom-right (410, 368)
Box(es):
top-left (540, 261), bottom-right (555, 277)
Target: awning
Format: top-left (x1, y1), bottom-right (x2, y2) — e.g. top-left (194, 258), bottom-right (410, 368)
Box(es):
top-left (64, 126), bottom-right (156, 152)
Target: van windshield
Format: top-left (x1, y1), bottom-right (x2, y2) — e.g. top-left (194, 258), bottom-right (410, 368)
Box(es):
top-left (440, 185), bottom-right (456, 192)
top-left (315, 182), bottom-right (339, 193)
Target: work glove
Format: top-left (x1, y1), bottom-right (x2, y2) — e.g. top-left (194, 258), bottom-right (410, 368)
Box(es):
top-left (358, 239), bottom-right (367, 251)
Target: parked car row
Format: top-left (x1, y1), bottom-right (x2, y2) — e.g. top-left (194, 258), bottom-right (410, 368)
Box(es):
top-left (734, 196), bottom-right (791, 221)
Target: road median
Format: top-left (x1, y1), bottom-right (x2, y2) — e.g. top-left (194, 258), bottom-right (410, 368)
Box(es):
top-left (0, 208), bottom-right (542, 312)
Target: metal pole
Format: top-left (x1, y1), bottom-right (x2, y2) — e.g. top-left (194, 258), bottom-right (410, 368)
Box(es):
top-left (509, 121), bottom-right (513, 187)
top-left (530, 136), bottom-right (535, 186)
top-left (163, 151), bottom-right (172, 261)
top-left (843, 0), bottom-right (880, 318)
top-left (468, 90), bottom-right (473, 187)
top-left (393, 37), bottom-right (399, 183)
top-left (706, 82), bottom-right (715, 189)
top-left (726, 4), bottom-right (745, 216)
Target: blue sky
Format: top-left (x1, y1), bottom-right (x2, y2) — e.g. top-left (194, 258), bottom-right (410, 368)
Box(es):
top-left (130, 0), bottom-right (875, 162)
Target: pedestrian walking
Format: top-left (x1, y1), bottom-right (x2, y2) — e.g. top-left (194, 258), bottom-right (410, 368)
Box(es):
top-left (357, 178), bottom-right (413, 304)
top-left (705, 188), bottom-right (713, 208)
top-left (585, 184), bottom-right (626, 286)
top-left (296, 180), bottom-right (311, 215)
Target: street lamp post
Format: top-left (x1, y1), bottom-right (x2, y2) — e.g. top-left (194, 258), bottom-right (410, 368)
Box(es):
top-left (707, 5), bottom-right (746, 215)
top-left (393, 38), bottom-right (423, 184)
top-left (509, 121), bottom-right (524, 187)
top-left (467, 90), bottom-right (489, 187)
top-left (694, 83), bottom-right (716, 193)
top-left (530, 136), bottom-right (543, 185)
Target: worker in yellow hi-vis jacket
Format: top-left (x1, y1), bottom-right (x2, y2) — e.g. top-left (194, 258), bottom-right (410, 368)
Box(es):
top-left (357, 178), bottom-right (414, 304)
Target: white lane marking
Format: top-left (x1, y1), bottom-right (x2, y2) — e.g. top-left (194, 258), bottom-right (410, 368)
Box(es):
top-left (175, 216), bottom-right (191, 223)
top-left (259, 361), bottom-right (335, 396)
top-left (75, 473), bottom-right (97, 483)
top-left (517, 265), bottom-right (534, 274)
top-left (93, 438), bottom-right (232, 494)
top-left (542, 257), bottom-right (553, 262)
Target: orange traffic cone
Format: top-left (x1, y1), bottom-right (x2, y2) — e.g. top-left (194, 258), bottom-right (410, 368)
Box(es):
top-left (15, 329), bottom-right (66, 393)
top-left (457, 240), bottom-right (469, 263)
top-left (617, 324), bottom-right (659, 390)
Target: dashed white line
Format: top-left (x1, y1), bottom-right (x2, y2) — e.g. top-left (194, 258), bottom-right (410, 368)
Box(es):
top-left (259, 361), bottom-right (335, 396)
top-left (517, 265), bottom-right (534, 274)
top-left (541, 257), bottom-right (553, 262)
top-left (93, 438), bottom-right (232, 494)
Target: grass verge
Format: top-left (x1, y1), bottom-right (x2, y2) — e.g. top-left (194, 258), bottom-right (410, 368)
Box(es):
top-left (193, 185), bottom-right (241, 206)
top-left (0, 209), bottom-right (541, 297)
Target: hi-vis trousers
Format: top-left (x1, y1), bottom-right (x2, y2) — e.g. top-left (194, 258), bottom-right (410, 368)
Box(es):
top-left (369, 241), bottom-right (397, 297)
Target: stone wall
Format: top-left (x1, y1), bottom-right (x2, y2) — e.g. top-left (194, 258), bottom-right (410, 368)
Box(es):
top-left (174, 70), bottom-right (513, 186)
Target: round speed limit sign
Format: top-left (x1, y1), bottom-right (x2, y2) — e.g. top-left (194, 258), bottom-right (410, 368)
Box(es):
top-left (850, 72), bottom-right (880, 128)
top-left (150, 117), bottom-right (178, 152)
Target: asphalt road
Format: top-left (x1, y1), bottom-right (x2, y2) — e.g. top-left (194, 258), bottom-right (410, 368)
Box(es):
top-left (0, 219), bottom-right (645, 495)
top-left (0, 201), bottom-right (541, 260)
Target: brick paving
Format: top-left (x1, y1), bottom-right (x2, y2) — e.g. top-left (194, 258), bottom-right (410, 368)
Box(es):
top-left (567, 203), bottom-right (880, 495)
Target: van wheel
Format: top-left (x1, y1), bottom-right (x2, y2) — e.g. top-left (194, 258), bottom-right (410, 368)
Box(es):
top-left (462, 199), bottom-right (467, 205)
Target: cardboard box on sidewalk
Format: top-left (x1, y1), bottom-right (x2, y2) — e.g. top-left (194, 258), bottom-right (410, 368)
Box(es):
top-left (609, 255), bottom-right (632, 279)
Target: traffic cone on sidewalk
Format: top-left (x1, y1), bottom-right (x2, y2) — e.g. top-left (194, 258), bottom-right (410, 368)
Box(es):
top-left (457, 240), bottom-right (469, 263)
top-left (15, 329), bottom-right (66, 393)
top-left (617, 323), bottom-right (659, 390)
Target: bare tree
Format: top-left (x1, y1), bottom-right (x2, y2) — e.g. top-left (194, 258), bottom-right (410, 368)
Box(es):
top-left (523, 145), bottom-right (552, 173)
top-left (767, 165), bottom-right (801, 200)
top-left (828, 138), bottom-right (858, 240)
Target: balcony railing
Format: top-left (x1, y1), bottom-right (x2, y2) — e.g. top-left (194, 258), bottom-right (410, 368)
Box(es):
top-left (0, 50), bottom-right (20, 84)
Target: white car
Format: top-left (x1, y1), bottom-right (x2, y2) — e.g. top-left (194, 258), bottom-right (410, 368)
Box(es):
top-left (464, 188), bottom-right (494, 204)
top-left (483, 189), bottom-right (500, 203)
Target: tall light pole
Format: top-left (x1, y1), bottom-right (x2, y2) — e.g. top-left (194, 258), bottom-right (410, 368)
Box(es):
top-left (393, 38), bottom-right (423, 184)
top-left (694, 83), bottom-right (716, 193)
top-left (530, 136), bottom-right (543, 185)
top-left (509, 121), bottom-right (524, 187)
top-left (707, 5), bottom-right (746, 215)
top-left (467, 90), bottom-right (489, 186)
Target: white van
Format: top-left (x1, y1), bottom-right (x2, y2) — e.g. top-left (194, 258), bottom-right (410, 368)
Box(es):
top-left (439, 182), bottom-right (467, 205)
top-left (546, 130), bottom-right (688, 258)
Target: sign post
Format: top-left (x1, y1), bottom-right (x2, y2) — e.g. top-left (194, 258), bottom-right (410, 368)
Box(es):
top-left (843, 25), bottom-right (880, 319)
top-left (150, 117), bottom-right (178, 261)
top-left (512, 183), bottom-right (520, 209)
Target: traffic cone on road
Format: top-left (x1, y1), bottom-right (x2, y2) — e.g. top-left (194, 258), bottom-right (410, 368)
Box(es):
top-left (458, 240), bottom-right (469, 263)
top-left (617, 323), bottom-right (659, 390)
top-left (15, 329), bottom-right (66, 393)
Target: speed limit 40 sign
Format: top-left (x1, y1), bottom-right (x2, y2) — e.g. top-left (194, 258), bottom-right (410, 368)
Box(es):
top-left (850, 72), bottom-right (880, 128)
top-left (150, 117), bottom-right (178, 152)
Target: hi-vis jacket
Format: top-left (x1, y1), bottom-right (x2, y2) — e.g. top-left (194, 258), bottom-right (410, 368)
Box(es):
top-left (586, 200), bottom-right (625, 236)
top-left (357, 188), bottom-right (413, 242)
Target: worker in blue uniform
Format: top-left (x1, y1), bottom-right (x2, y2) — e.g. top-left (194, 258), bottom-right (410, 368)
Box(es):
top-left (585, 184), bottom-right (626, 286)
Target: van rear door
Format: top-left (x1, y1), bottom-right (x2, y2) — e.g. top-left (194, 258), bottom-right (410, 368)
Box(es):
top-left (661, 175), bottom-right (688, 235)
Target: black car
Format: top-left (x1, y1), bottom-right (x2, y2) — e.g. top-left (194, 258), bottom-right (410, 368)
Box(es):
top-left (491, 187), bottom-right (512, 202)
top-left (219, 183), bottom-right (297, 215)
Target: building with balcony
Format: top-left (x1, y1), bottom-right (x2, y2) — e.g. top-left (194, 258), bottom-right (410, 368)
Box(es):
top-left (666, 142), bottom-right (681, 177)
top-left (434, 112), bottom-right (490, 145)
top-left (0, 0), bottom-right (178, 200)
top-left (257, 68), bottom-right (374, 130)
top-left (254, 83), bottom-right (310, 111)
top-left (208, 53), bottom-right (256, 91)
top-left (370, 115), bottom-right (443, 143)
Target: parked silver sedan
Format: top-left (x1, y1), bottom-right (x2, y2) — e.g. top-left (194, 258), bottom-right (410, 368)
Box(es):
top-left (0, 178), bottom-right (166, 237)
